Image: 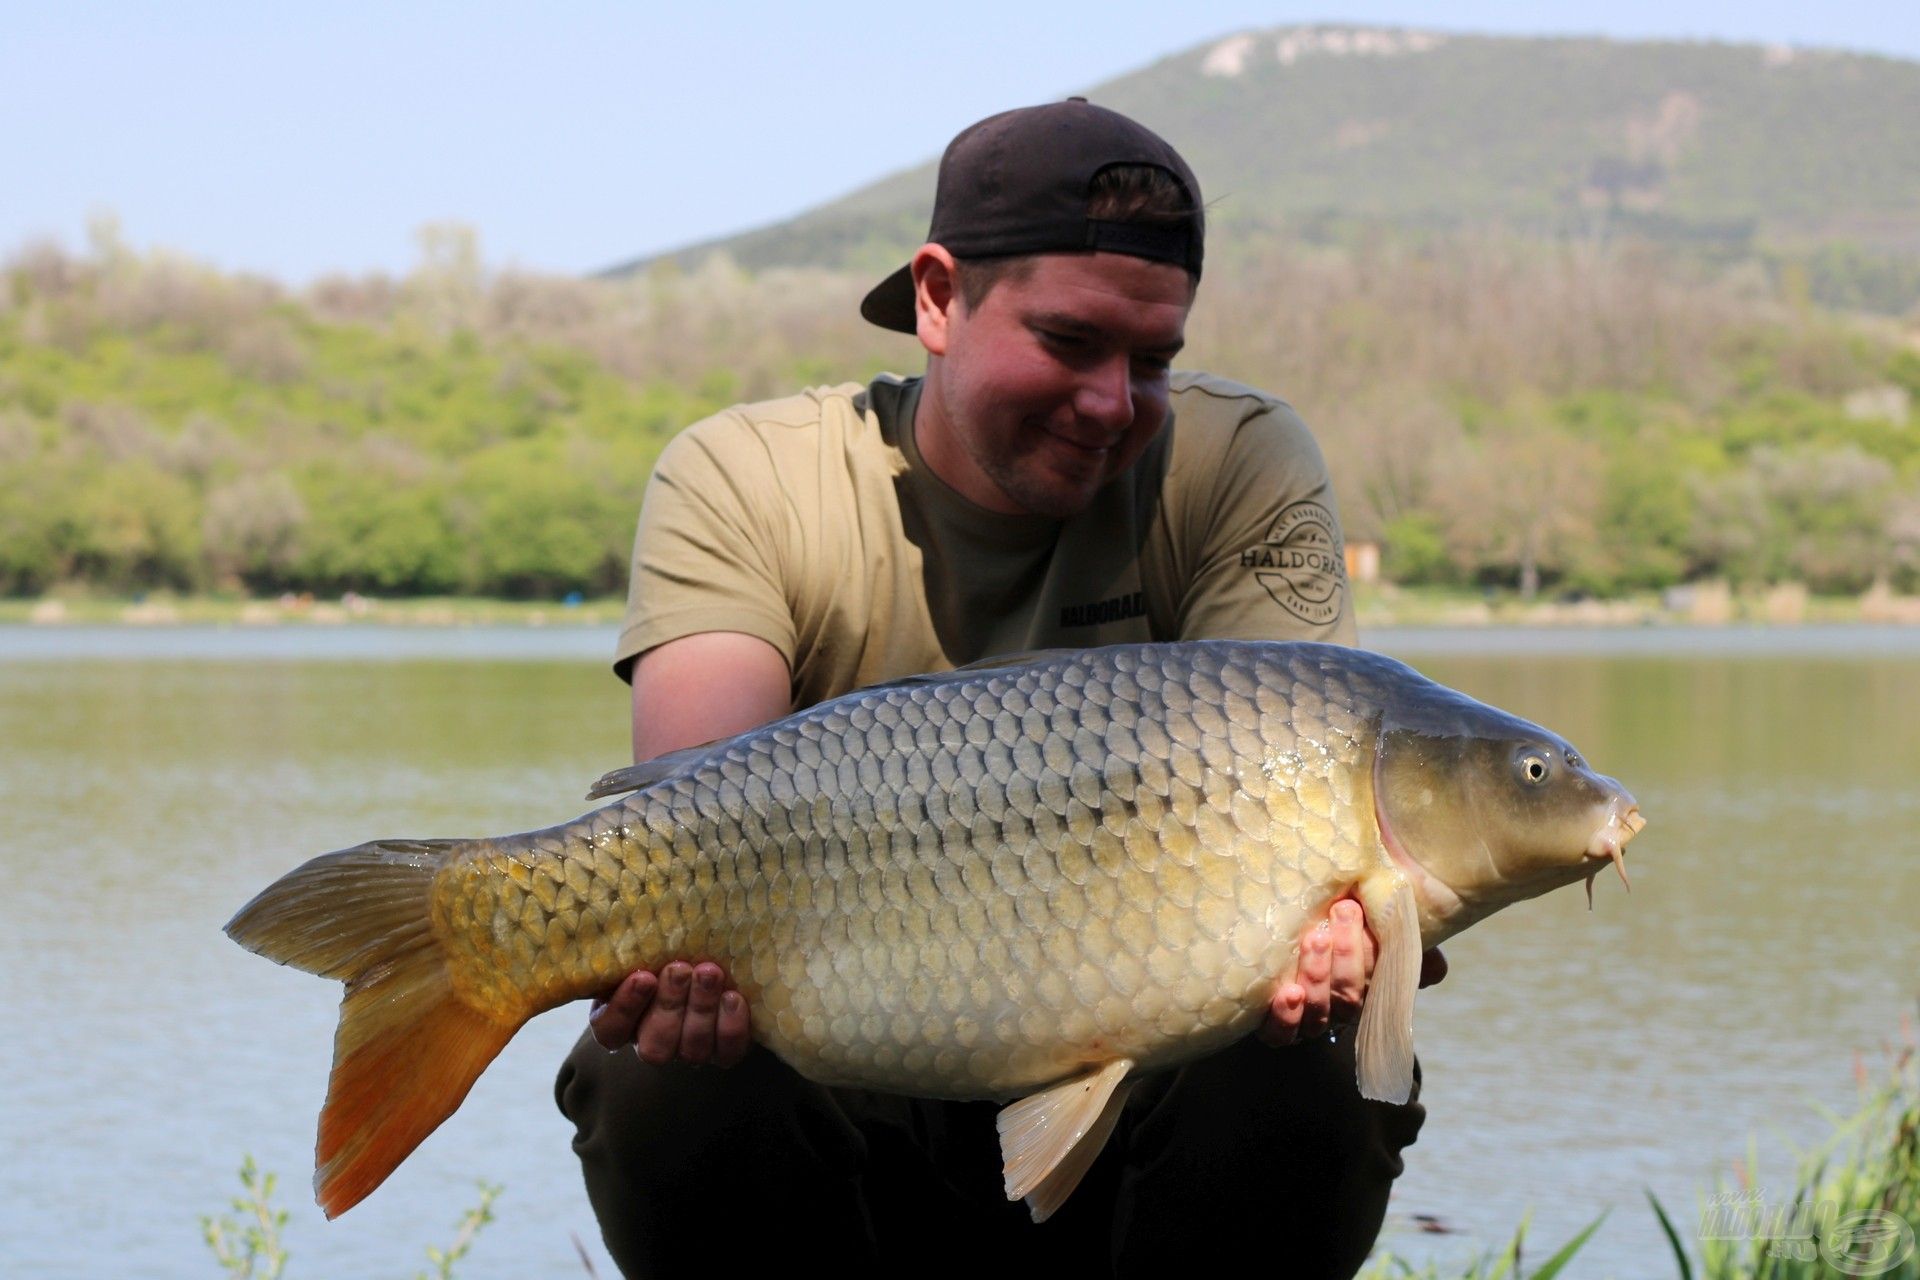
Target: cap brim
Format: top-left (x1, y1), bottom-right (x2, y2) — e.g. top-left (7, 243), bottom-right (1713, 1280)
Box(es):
top-left (860, 263), bottom-right (917, 333)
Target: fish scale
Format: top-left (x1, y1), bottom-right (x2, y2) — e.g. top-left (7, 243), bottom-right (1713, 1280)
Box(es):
top-left (435, 642), bottom-right (1372, 1099)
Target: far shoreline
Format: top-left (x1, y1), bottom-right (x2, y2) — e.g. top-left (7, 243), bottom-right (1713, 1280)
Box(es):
top-left (6, 581), bottom-right (1920, 631)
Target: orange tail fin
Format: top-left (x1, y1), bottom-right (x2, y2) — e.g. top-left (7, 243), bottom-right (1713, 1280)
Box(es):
top-left (225, 839), bottom-right (520, 1217)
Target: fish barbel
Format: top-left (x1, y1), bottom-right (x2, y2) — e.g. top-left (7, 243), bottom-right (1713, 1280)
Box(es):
top-left (226, 640), bottom-right (1644, 1221)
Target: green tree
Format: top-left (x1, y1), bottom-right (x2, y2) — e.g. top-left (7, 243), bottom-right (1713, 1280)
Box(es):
top-left (67, 462), bottom-right (204, 590)
top-left (202, 473), bottom-right (307, 591)
top-left (1593, 446), bottom-right (1697, 591)
top-left (455, 439), bottom-right (630, 597)
top-left (291, 466), bottom-right (463, 594)
top-left (1433, 409), bottom-right (1604, 598)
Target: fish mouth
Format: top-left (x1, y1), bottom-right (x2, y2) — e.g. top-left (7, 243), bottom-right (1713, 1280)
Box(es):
top-left (1581, 796), bottom-right (1645, 907)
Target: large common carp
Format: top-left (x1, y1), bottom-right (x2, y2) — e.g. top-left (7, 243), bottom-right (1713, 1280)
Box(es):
top-left (227, 640), bottom-right (1643, 1221)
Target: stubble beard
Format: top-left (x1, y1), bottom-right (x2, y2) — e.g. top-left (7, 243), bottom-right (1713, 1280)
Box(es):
top-left (972, 434), bottom-right (1103, 520)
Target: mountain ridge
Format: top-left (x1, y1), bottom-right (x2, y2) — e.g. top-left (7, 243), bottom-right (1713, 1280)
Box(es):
top-left (604, 24), bottom-right (1920, 294)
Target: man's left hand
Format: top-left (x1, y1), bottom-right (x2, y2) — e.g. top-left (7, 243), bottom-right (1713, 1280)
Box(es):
top-left (1257, 898), bottom-right (1448, 1047)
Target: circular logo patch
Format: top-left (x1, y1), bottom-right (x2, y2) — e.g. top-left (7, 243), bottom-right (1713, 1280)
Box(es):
top-left (1239, 501), bottom-right (1347, 625)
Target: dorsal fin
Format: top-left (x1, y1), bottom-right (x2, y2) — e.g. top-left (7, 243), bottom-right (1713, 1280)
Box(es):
top-left (583, 740), bottom-right (725, 801)
top-left (852, 648), bottom-right (1080, 697)
top-left (587, 649), bottom-right (1080, 801)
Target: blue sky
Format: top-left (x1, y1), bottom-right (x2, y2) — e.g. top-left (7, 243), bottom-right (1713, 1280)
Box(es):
top-left (4, 1), bottom-right (1916, 282)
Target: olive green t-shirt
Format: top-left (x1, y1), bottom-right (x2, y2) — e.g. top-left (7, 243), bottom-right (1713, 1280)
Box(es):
top-left (616, 372), bottom-right (1355, 709)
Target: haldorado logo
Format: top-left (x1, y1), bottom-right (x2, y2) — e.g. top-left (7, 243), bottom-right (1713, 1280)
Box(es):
top-left (1240, 501), bottom-right (1347, 625)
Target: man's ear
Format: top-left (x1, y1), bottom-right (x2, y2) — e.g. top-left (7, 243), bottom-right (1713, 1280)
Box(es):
top-left (913, 244), bottom-right (959, 357)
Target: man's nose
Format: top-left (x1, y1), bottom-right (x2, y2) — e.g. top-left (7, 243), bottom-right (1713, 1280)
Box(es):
top-left (1073, 356), bottom-right (1134, 431)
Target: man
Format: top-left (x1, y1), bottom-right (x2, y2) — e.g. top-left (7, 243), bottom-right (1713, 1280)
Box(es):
top-left (557, 99), bottom-right (1436, 1278)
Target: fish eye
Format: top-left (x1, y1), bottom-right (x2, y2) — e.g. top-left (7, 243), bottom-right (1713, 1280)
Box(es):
top-left (1516, 750), bottom-right (1552, 786)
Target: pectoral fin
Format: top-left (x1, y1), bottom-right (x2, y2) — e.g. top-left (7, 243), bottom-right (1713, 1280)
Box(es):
top-left (1353, 874), bottom-right (1422, 1104)
top-left (996, 1058), bottom-right (1136, 1222)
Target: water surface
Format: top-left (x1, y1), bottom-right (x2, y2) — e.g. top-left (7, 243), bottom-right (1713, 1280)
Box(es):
top-left (2, 625), bottom-right (1914, 1276)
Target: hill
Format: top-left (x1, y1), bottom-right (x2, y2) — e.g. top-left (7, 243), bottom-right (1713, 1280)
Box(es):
top-left (608, 26), bottom-right (1920, 310)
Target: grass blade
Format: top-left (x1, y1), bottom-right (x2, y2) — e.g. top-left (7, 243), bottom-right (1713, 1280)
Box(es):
top-left (1526, 1209), bottom-right (1607, 1280)
top-left (1645, 1190), bottom-right (1694, 1280)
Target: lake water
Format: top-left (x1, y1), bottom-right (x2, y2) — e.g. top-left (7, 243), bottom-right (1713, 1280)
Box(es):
top-left (2, 625), bottom-right (1915, 1278)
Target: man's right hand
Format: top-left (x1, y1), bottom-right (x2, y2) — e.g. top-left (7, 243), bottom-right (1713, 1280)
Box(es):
top-left (589, 961), bottom-right (753, 1068)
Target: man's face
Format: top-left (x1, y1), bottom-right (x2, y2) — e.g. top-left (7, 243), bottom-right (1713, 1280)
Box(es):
top-left (923, 250), bottom-right (1192, 519)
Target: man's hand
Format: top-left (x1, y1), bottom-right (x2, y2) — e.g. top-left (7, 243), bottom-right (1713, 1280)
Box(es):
top-left (1257, 898), bottom-right (1449, 1047)
top-left (589, 961), bottom-right (752, 1068)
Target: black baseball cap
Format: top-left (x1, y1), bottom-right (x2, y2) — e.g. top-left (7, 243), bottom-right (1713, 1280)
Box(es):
top-left (859, 98), bottom-right (1205, 333)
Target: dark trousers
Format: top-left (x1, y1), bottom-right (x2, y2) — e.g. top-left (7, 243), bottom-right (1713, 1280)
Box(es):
top-left (556, 1028), bottom-right (1423, 1279)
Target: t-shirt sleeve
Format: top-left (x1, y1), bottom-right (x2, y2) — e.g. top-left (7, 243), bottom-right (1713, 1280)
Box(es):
top-left (1174, 402), bottom-right (1359, 646)
top-left (613, 419), bottom-right (798, 684)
